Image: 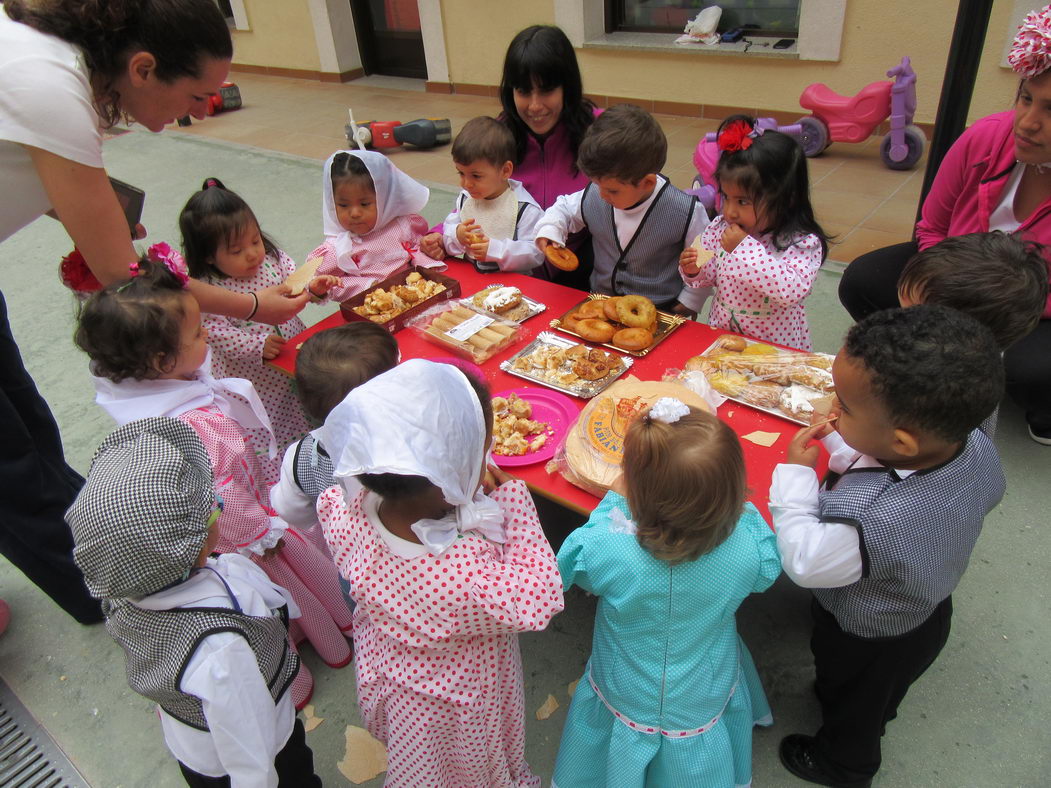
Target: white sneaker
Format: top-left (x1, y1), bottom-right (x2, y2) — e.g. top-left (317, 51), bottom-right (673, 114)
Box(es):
top-left (1028, 423), bottom-right (1051, 445)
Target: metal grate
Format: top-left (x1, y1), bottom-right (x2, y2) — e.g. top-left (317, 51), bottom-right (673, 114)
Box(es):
top-left (0, 680), bottom-right (90, 788)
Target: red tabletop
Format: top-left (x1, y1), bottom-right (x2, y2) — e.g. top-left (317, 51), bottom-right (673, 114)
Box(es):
top-left (271, 262), bottom-right (819, 522)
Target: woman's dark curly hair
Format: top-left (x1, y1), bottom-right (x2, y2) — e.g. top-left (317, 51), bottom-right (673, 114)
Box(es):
top-left (358, 367), bottom-right (493, 502)
top-left (179, 178), bottom-right (279, 279)
top-left (75, 259), bottom-right (190, 383)
top-left (714, 114), bottom-right (831, 256)
top-left (498, 25), bottom-right (596, 171)
top-left (4, 0), bottom-right (232, 129)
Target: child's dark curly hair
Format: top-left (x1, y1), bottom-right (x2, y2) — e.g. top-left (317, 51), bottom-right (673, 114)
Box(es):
top-left (844, 305), bottom-right (1004, 443)
top-left (74, 259), bottom-right (190, 383)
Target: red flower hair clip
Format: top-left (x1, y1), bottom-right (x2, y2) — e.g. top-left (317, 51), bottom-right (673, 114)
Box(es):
top-left (717, 119), bottom-right (760, 153)
top-left (146, 242), bottom-right (190, 287)
top-left (58, 248), bottom-right (102, 294)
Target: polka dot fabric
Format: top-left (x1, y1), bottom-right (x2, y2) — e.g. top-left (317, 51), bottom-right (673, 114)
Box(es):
top-left (552, 491), bottom-right (782, 787)
top-left (317, 479), bottom-right (564, 787)
top-left (683, 216), bottom-right (824, 350)
top-left (202, 250), bottom-right (313, 483)
top-left (178, 408), bottom-right (352, 707)
top-left (311, 214), bottom-right (445, 304)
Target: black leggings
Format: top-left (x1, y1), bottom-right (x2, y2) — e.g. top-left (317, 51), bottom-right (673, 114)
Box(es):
top-left (839, 242), bottom-right (1051, 430)
top-left (178, 718), bottom-right (321, 787)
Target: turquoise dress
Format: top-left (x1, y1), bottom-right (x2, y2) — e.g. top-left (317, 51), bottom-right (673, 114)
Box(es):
top-left (553, 492), bottom-right (781, 788)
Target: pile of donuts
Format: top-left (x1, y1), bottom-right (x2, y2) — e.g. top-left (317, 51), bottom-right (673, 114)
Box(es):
top-left (352, 272), bottom-right (446, 323)
top-left (685, 335), bottom-right (836, 422)
top-left (562, 295), bottom-right (659, 352)
top-left (491, 393), bottom-right (551, 456)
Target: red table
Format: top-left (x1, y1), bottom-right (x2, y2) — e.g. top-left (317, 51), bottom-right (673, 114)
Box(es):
top-left (271, 262), bottom-right (814, 522)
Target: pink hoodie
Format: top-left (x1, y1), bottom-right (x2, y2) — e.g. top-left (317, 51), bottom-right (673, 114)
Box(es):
top-left (916, 110), bottom-right (1051, 316)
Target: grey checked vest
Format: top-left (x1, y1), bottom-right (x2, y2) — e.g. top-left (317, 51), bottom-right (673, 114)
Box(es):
top-left (814, 430), bottom-right (1004, 639)
top-left (106, 599), bottom-right (299, 730)
top-left (581, 179), bottom-right (697, 305)
top-left (292, 434), bottom-right (335, 500)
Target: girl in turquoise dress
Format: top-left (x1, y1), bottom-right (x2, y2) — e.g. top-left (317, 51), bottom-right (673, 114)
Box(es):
top-left (553, 398), bottom-right (781, 788)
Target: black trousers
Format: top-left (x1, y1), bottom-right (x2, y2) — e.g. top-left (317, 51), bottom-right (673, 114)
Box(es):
top-left (839, 242), bottom-right (1051, 430)
top-left (178, 718), bottom-right (321, 787)
top-left (0, 291), bottom-right (101, 623)
top-left (810, 596), bottom-right (953, 784)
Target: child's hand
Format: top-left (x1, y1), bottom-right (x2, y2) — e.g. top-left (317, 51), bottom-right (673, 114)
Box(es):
top-left (808, 410), bottom-right (839, 440)
top-left (669, 302), bottom-right (697, 320)
top-left (262, 334), bottom-right (286, 360)
top-left (467, 233), bottom-right (490, 262)
top-left (456, 220), bottom-right (481, 246)
top-left (536, 237), bottom-right (552, 252)
top-left (721, 223), bottom-right (747, 252)
top-left (786, 423), bottom-right (825, 468)
top-left (485, 463), bottom-right (513, 491)
top-left (307, 275), bottom-right (340, 301)
top-left (420, 232), bottom-right (446, 259)
top-left (679, 247), bottom-right (700, 275)
top-left (261, 538), bottom-right (285, 559)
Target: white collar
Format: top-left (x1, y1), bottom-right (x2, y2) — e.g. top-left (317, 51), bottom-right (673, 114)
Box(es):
top-left (364, 492), bottom-right (429, 559)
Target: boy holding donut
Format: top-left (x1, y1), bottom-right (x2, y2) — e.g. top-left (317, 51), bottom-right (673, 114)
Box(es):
top-left (427, 116), bottom-right (545, 274)
top-left (534, 104), bottom-right (710, 316)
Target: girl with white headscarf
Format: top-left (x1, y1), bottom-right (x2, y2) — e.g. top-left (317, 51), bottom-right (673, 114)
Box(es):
top-left (316, 359), bottom-right (564, 787)
top-left (307, 150), bottom-right (446, 303)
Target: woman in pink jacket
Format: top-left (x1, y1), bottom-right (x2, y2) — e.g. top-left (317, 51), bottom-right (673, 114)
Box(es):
top-left (499, 25), bottom-right (599, 289)
top-left (839, 8), bottom-right (1051, 445)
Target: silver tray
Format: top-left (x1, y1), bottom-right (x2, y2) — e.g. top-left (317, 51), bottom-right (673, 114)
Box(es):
top-left (500, 332), bottom-right (633, 399)
top-left (460, 284), bottom-right (546, 324)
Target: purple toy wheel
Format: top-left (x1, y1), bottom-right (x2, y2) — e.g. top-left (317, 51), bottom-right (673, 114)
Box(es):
top-left (880, 124), bottom-right (925, 170)
top-left (797, 117), bottom-right (829, 157)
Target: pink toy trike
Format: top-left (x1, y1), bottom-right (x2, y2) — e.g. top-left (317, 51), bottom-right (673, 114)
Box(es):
top-left (797, 56), bottom-right (925, 170)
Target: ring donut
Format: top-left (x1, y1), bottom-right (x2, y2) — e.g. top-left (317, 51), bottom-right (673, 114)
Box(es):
top-left (576, 300), bottom-right (607, 320)
top-left (612, 327), bottom-right (654, 351)
top-left (602, 296), bottom-right (622, 322)
top-left (545, 245), bottom-right (579, 271)
top-left (574, 318), bottom-right (616, 344)
top-left (616, 295), bottom-right (657, 328)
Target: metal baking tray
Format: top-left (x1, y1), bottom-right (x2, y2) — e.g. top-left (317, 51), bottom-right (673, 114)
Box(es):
top-left (693, 337), bottom-right (835, 425)
top-left (460, 284), bottom-right (546, 324)
top-left (549, 294), bottom-right (686, 356)
top-left (500, 331), bottom-right (633, 399)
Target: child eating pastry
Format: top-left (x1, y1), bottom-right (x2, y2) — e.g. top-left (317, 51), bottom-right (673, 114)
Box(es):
top-left (535, 103), bottom-right (709, 315)
top-left (423, 116), bottom-right (544, 273)
top-left (309, 150), bottom-right (445, 303)
top-left (769, 305), bottom-right (1006, 787)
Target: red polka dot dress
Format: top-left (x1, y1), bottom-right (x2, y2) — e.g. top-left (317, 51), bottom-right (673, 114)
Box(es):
top-left (317, 479), bottom-right (565, 787)
top-left (180, 407), bottom-right (355, 709)
top-left (309, 214), bottom-right (445, 303)
top-left (201, 250), bottom-right (313, 484)
top-left (683, 216), bottom-right (824, 350)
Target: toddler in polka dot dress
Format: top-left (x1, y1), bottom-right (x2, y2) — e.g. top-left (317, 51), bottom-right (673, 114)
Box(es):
top-left (316, 359), bottom-right (564, 788)
top-left (179, 178), bottom-right (337, 482)
top-left (553, 399), bottom-right (781, 788)
top-left (308, 150), bottom-right (446, 304)
top-left (76, 260), bottom-right (356, 711)
top-left (680, 115), bottom-right (831, 350)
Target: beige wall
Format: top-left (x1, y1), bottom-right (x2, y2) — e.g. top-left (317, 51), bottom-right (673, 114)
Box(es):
top-left (231, 0), bottom-right (322, 72)
top-left (439, 0), bottom-right (1022, 126)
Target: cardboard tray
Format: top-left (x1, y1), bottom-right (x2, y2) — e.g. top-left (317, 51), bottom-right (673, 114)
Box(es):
top-left (549, 294), bottom-right (686, 357)
top-left (340, 267), bottom-right (461, 333)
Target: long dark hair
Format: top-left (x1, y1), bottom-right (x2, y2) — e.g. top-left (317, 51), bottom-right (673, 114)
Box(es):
top-left (4, 0), bottom-right (232, 128)
top-left (714, 115), bottom-right (830, 256)
top-left (498, 25), bottom-right (596, 170)
top-left (179, 178), bottom-right (279, 279)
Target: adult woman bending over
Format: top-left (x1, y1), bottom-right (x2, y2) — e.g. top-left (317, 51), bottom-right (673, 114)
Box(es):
top-left (499, 24), bottom-right (599, 288)
top-left (0, 0), bottom-right (305, 623)
top-left (838, 7), bottom-right (1051, 444)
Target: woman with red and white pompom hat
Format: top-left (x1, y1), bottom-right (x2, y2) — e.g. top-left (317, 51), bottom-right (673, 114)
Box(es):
top-left (838, 4), bottom-right (1051, 445)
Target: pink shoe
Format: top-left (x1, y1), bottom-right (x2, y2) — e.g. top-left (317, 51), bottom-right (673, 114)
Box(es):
top-left (0, 599), bottom-right (10, 636)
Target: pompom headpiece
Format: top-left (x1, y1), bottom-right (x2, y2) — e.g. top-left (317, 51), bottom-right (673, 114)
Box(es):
top-left (717, 119), bottom-right (763, 153)
top-left (1009, 5), bottom-right (1051, 79)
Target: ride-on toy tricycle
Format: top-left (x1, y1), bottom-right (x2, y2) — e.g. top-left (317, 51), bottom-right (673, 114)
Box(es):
top-left (797, 56), bottom-right (924, 170)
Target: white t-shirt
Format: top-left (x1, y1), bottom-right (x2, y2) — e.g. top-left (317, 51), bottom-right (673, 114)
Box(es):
top-left (0, 11), bottom-right (104, 242)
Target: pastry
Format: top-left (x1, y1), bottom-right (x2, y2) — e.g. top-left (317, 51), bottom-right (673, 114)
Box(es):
top-left (574, 318), bottom-right (616, 344)
top-left (615, 295), bottom-right (657, 328)
top-left (545, 245), bottom-right (579, 271)
top-left (611, 327), bottom-right (654, 351)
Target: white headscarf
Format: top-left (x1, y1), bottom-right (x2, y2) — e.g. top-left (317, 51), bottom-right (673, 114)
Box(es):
top-left (92, 349), bottom-right (277, 458)
top-left (321, 359), bottom-right (504, 554)
top-left (322, 149), bottom-right (430, 267)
